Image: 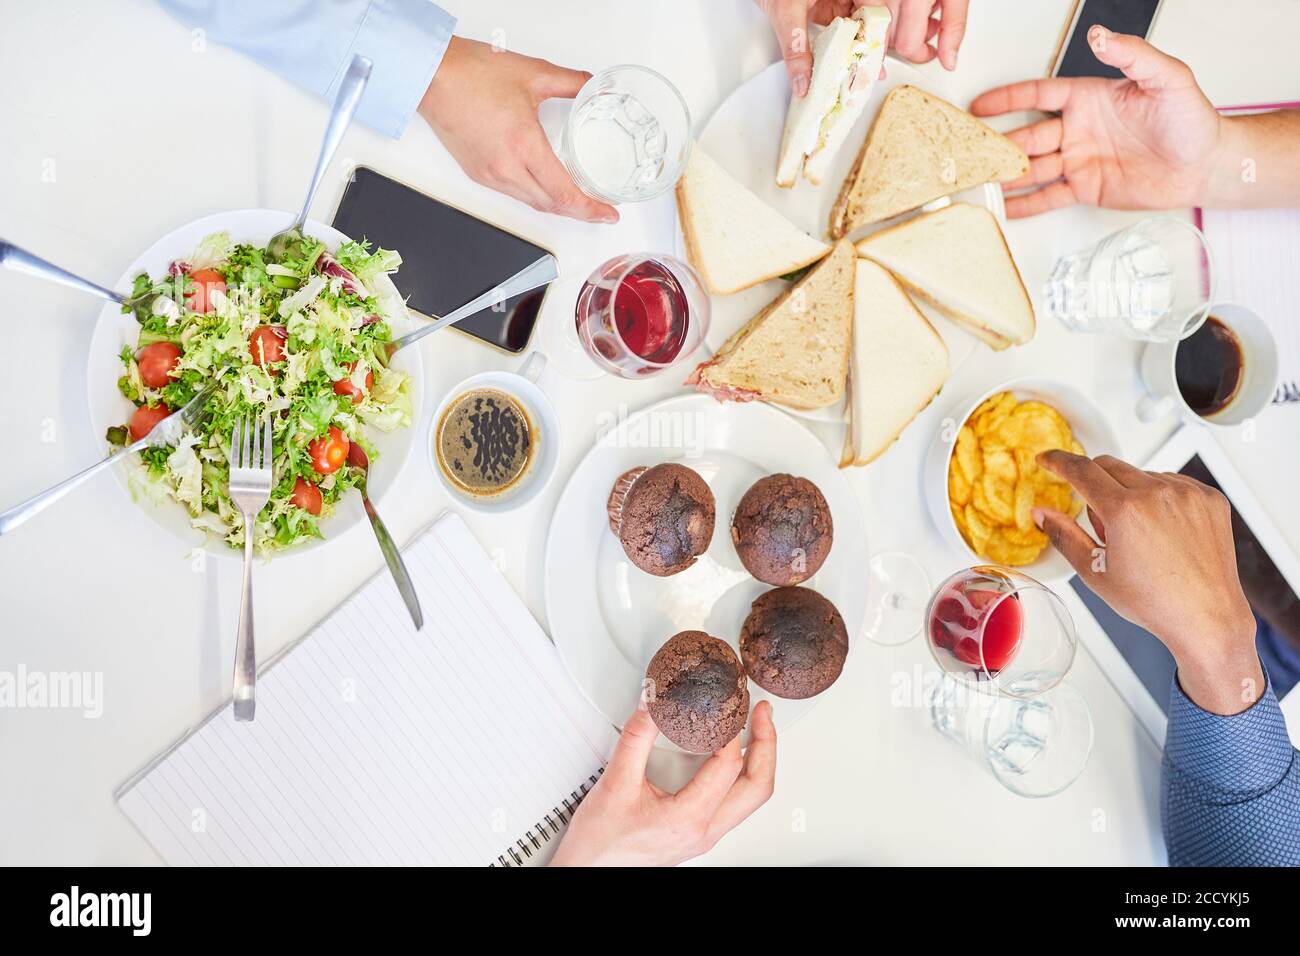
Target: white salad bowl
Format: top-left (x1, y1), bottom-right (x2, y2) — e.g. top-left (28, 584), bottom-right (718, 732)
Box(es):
top-left (85, 208), bottom-right (425, 559)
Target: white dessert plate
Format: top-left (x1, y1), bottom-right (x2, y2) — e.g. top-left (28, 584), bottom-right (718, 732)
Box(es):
top-left (543, 394), bottom-right (868, 749)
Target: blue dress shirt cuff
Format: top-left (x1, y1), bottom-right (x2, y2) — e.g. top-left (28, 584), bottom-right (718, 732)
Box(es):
top-left (1164, 667), bottom-right (1295, 799)
top-left (345, 0), bottom-right (456, 138)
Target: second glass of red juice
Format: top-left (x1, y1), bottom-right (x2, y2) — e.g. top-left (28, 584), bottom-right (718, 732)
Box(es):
top-left (926, 566), bottom-right (1077, 699)
top-left (575, 254), bottom-right (709, 378)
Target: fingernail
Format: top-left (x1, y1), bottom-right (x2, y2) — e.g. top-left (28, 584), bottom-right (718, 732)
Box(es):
top-left (597, 211), bottom-right (618, 224)
top-left (1032, 507), bottom-right (1045, 530)
top-left (1088, 24), bottom-right (1108, 47)
top-left (793, 75), bottom-right (809, 98)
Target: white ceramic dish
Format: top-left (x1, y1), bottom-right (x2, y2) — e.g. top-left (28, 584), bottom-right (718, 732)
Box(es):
top-left (85, 208), bottom-right (425, 558)
top-left (923, 378), bottom-right (1122, 584)
top-left (678, 58), bottom-right (1006, 424)
top-left (543, 394), bottom-right (868, 749)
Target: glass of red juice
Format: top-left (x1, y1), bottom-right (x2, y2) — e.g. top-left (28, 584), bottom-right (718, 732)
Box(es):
top-left (575, 254), bottom-right (709, 378)
top-left (926, 566), bottom-right (1077, 699)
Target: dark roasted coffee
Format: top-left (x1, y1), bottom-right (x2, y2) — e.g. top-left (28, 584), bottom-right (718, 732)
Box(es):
top-left (435, 388), bottom-right (535, 496)
top-left (1175, 315), bottom-right (1244, 417)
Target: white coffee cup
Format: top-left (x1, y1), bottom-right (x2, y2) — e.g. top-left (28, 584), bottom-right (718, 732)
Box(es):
top-left (428, 351), bottom-right (559, 513)
top-left (1136, 303), bottom-right (1278, 425)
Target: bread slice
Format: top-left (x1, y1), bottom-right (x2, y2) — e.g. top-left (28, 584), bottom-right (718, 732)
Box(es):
top-left (676, 147), bottom-right (829, 295)
top-left (686, 240), bottom-right (855, 408)
top-left (829, 85), bottom-right (1029, 238)
top-left (840, 259), bottom-right (949, 466)
top-left (855, 202), bottom-right (1034, 349)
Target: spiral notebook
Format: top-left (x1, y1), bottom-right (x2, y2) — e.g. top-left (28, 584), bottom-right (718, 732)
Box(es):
top-left (115, 511), bottom-right (619, 866)
top-left (1196, 101), bottom-right (1300, 404)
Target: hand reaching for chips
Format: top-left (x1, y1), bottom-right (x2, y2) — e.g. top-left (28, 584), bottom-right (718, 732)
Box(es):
top-left (948, 392), bottom-right (1085, 566)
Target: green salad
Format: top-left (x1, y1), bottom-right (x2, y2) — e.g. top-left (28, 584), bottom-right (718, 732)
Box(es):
top-left (110, 230), bottom-right (413, 553)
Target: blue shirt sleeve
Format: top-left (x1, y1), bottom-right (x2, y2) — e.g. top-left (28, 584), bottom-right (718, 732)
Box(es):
top-left (1161, 667), bottom-right (1300, 866)
top-left (157, 0), bottom-right (456, 138)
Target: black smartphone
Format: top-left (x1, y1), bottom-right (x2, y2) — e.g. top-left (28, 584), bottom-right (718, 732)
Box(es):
top-left (1052, 0), bottom-right (1164, 79)
top-left (332, 167), bottom-right (553, 354)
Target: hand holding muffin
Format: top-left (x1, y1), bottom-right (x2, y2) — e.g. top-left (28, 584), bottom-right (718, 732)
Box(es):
top-left (550, 700), bottom-right (777, 867)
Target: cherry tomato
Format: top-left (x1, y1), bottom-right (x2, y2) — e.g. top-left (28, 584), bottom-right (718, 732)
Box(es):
top-left (308, 426), bottom-right (349, 475)
top-left (137, 341), bottom-right (182, 389)
top-left (185, 268), bottom-right (226, 313)
top-left (290, 476), bottom-right (323, 516)
top-left (128, 403), bottom-right (172, 441)
top-left (332, 362), bottom-right (374, 405)
top-left (249, 325), bottom-right (288, 371)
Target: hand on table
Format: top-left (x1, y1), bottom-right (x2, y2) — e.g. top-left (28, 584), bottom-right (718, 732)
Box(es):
top-left (1034, 450), bottom-right (1262, 715)
top-left (550, 701), bottom-right (776, 866)
top-left (417, 37), bottom-right (618, 224)
top-left (969, 28), bottom-right (1225, 219)
top-left (756, 0), bottom-right (969, 97)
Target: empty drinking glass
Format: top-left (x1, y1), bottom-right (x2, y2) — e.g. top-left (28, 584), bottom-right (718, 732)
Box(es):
top-left (558, 65), bottom-right (692, 204)
top-left (1045, 217), bottom-right (1216, 343)
top-left (929, 674), bottom-right (1094, 798)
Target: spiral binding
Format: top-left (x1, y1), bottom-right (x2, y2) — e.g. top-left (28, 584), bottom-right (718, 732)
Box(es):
top-left (490, 769), bottom-right (604, 867)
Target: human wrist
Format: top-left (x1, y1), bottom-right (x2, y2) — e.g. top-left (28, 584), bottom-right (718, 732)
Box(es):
top-left (1195, 115), bottom-right (1252, 208)
top-left (1166, 606), bottom-right (1262, 715)
top-left (417, 35), bottom-right (465, 129)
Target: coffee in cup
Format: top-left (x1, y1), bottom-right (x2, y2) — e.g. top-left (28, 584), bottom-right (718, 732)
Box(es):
top-left (434, 387), bottom-right (536, 497)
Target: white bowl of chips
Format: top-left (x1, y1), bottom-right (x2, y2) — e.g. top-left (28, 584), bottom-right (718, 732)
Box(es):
top-left (924, 378), bottom-right (1122, 583)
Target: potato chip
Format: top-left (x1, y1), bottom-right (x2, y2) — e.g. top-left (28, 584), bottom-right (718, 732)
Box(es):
top-left (1013, 479), bottom-right (1036, 532)
top-left (948, 464), bottom-right (971, 507)
top-left (1004, 524), bottom-right (1050, 548)
top-left (979, 392), bottom-right (1018, 434)
top-left (980, 473), bottom-right (1015, 524)
top-left (1070, 438), bottom-right (1086, 457)
top-left (1036, 482), bottom-right (1074, 514)
top-left (964, 503), bottom-right (993, 555)
top-left (955, 426), bottom-right (980, 484)
top-left (985, 530), bottom-right (1044, 567)
top-left (983, 449), bottom-right (1017, 483)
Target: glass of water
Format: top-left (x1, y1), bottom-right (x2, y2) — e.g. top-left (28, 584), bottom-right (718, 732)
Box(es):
top-left (929, 674), bottom-right (1093, 798)
top-left (559, 65), bottom-right (692, 205)
top-left (1045, 217), bottom-right (1216, 343)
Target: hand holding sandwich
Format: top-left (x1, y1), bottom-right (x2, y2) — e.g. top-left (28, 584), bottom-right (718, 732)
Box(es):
top-left (757, 0), bottom-right (969, 98)
top-left (970, 27), bottom-right (1300, 218)
top-left (1034, 450), bottom-right (1263, 717)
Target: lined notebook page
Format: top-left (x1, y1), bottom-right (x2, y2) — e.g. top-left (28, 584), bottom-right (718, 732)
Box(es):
top-left (116, 511), bottom-right (618, 866)
top-left (1199, 102), bottom-right (1300, 404)
top-left (1200, 207), bottom-right (1300, 403)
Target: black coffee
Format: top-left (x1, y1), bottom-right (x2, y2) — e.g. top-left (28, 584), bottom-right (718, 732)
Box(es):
top-left (435, 388), bottom-right (534, 496)
top-left (1175, 316), bottom-right (1244, 417)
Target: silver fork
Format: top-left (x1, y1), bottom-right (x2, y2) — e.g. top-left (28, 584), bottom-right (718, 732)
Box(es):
top-left (0, 376), bottom-right (223, 535)
top-left (228, 414), bottom-right (273, 722)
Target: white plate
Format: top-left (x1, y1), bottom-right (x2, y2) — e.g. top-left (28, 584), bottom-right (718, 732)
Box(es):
top-left (678, 59), bottom-right (1005, 424)
top-left (85, 208), bottom-right (425, 558)
top-left (544, 395), bottom-right (868, 748)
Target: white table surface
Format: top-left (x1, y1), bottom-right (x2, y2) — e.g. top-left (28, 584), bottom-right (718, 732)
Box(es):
top-left (1, 0), bottom-right (1298, 866)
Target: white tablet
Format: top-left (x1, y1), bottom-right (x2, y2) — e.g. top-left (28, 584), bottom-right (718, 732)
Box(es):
top-left (1068, 425), bottom-right (1300, 744)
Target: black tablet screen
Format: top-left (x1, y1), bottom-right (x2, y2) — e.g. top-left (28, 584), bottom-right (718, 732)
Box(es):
top-left (332, 167), bottom-right (550, 354)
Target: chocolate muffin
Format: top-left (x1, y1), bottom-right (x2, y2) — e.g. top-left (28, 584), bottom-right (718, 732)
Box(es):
top-left (740, 587), bottom-right (848, 699)
top-left (645, 631), bottom-right (750, 753)
top-left (607, 464), bottom-right (716, 576)
top-left (731, 474), bottom-right (832, 586)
